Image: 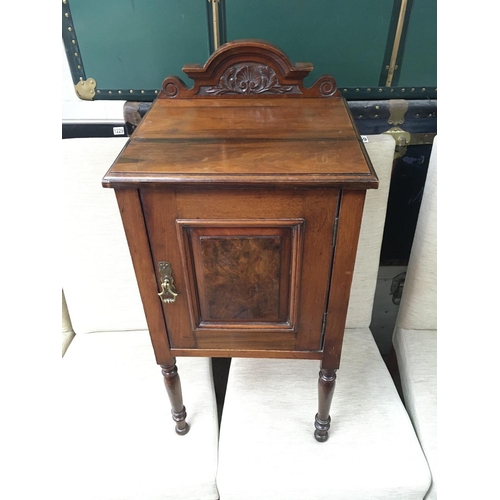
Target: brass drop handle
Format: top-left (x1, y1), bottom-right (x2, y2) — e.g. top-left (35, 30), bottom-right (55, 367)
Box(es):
top-left (158, 261), bottom-right (178, 304)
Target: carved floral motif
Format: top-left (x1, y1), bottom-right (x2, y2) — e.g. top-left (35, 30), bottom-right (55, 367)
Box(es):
top-left (201, 63), bottom-right (298, 95)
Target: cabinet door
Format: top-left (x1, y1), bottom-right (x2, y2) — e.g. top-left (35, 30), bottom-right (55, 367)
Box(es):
top-left (141, 187), bottom-right (339, 354)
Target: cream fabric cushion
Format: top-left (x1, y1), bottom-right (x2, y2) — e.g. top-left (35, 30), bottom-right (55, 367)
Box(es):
top-left (61, 331), bottom-right (219, 500)
top-left (393, 328), bottom-right (437, 500)
top-left (393, 137), bottom-right (437, 499)
top-left (217, 329), bottom-right (431, 500)
top-left (62, 138), bottom-right (147, 334)
top-left (62, 290), bottom-right (75, 355)
top-left (346, 134), bottom-right (395, 329)
top-left (396, 137), bottom-right (437, 331)
top-left (61, 138), bottom-right (220, 499)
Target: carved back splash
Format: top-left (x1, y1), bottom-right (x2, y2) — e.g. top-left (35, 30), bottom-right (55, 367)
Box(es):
top-left (159, 39), bottom-right (339, 99)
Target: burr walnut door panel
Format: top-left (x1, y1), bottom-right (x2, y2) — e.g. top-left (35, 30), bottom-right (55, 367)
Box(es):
top-left (140, 187), bottom-right (339, 353)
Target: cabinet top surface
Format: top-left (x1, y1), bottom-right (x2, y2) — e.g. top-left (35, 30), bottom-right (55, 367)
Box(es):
top-left (103, 40), bottom-right (378, 189)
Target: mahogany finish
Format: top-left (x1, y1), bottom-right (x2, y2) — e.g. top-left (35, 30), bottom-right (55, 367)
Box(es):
top-left (114, 189), bottom-right (174, 366)
top-left (158, 39), bottom-right (339, 100)
top-left (103, 40), bottom-right (378, 440)
top-left (103, 99), bottom-right (377, 189)
top-left (161, 363), bottom-right (189, 435)
top-left (140, 187), bottom-right (335, 353)
top-left (315, 369), bottom-right (337, 442)
top-left (322, 190), bottom-right (367, 370)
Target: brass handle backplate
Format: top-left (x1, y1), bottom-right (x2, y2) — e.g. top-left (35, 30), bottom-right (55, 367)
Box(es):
top-left (158, 261), bottom-right (178, 304)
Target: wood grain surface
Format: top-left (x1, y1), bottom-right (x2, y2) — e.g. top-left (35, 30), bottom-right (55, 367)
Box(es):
top-left (103, 97), bottom-right (377, 188)
top-left (140, 187), bottom-right (337, 352)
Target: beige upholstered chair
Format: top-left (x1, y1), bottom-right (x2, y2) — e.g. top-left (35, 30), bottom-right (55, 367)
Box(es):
top-left (215, 134), bottom-right (432, 500)
top-left (61, 138), bottom-right (219, 500)
top-left (393, 137), bottom-right (437, 500)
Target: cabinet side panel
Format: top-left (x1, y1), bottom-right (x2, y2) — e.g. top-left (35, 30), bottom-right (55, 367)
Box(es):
top-left (322, 190), bottom-right (366, 369)
top-left (114, 189), bottom-right (174, 365)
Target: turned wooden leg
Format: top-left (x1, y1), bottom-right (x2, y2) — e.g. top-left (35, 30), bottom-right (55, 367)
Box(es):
top-left (314, 368), bottom-right (337, 442)
top-left (161, 362), bottom-right (189, 435)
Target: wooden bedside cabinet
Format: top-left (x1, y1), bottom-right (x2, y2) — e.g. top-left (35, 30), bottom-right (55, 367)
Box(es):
top-left (102, 40), bottom-right (378, 442)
